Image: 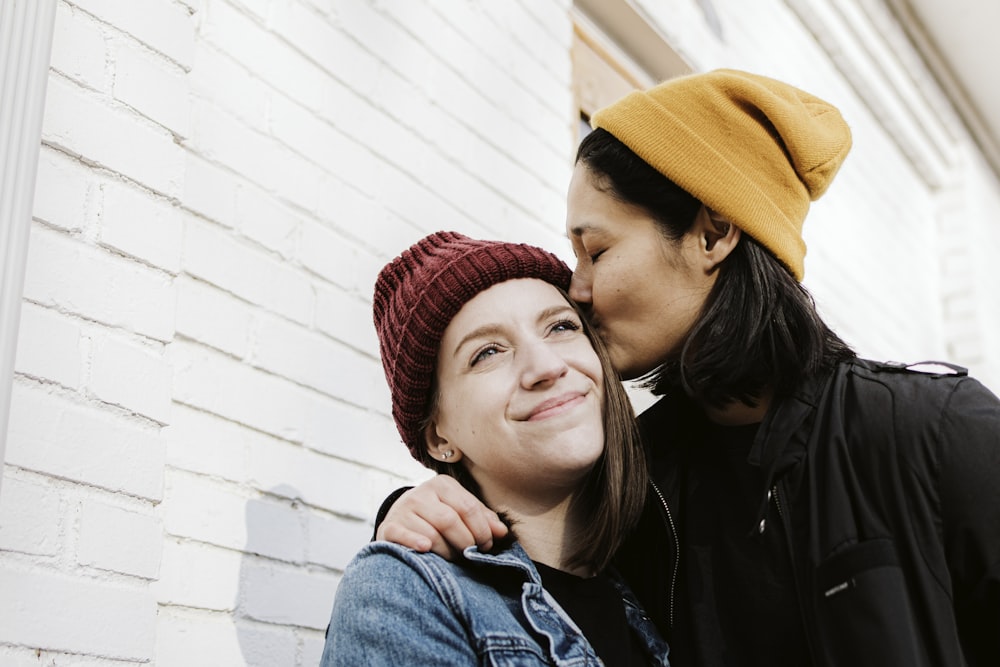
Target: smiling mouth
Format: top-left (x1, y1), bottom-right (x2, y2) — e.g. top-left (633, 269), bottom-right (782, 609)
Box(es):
top-left (525, 393), bottom-right (587, 421)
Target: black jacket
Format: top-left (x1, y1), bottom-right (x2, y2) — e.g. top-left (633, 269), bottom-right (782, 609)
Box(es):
top-left (616, 359), bottom-right (1000, 666)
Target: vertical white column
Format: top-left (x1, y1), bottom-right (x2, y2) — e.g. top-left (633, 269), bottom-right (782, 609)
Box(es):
top-left (0, 0), bottom-right (58, 495)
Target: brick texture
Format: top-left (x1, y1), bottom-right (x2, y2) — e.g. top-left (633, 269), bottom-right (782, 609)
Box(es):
top-left (4, 0), bottom-right (998, 664)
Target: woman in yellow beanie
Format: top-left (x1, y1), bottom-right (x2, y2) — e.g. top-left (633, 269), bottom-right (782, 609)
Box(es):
top-left (377, 70), bottom-right (1000, 667)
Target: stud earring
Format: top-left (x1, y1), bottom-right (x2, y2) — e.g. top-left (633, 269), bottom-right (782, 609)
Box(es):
top-left (441, 450), bottom-right (454, 460)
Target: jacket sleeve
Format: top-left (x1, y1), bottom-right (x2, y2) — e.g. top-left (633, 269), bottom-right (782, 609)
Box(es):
top-left (320, 546), bottom-right (477, 667)
top-left (371, 486), bottom-right (413, 541)
top-left (937, 377), bottom-right (1000, 667)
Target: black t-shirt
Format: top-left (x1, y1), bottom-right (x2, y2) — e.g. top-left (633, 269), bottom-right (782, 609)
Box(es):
top-left (673, 421), bottom-right (811, 666)
top-left (534, 561), bottom-right (650, 666)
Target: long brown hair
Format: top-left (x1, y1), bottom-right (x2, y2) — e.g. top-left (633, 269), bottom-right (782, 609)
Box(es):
top-left (417, 287), bottom-right (648, 573)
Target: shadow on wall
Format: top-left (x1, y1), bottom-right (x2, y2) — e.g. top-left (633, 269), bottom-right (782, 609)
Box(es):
top-left (237, 485), bottom-right (339, 666)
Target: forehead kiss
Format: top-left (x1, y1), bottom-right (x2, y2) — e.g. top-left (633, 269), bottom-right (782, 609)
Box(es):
top-left (429, 279), bottom-right (606, 480)
top-left (437, 279), bottom-right (602, 399)
top-left (372, 231), bottom-right (574, 463)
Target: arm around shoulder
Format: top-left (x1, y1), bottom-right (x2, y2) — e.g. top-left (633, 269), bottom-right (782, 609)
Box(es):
top-left (374, 474), bottom-right (508, 558)
top-left (320, 543), bottom-right (476, 667)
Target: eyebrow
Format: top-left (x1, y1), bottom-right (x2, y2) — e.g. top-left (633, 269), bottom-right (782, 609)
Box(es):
top-left (451, 303), bottom-right (578, 358)
top-left (452, 324), bottom-right (505, 358)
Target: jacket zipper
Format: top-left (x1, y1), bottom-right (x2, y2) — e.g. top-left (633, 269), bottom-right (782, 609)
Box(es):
top-left (771, 484), bottom-right (783, 518)
top-left (649, 479), bottom-right (679, 629)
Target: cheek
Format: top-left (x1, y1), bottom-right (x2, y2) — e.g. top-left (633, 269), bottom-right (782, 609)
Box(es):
top-left (437, 381), bottom-right (502, 436)
top-left (593, 253), bottom-right (641, 300)
top-left (588, 265), bottom-right (615, 303)
top-left (433, 387), bottom-right (468, 436)
top-left (571, 344), bottom-right (605, 387)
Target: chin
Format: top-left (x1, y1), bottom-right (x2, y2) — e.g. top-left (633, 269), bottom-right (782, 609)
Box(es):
top-left (607, 346), bottom-right (642, 380)
top-left (608, 351), bottom-right (633, 379)
top-left (614, 359), bottom-right (644, 382)
top-left (618, 368), bottom-right (643, 382)
top-left (613, 349), bottom-right (663, 382)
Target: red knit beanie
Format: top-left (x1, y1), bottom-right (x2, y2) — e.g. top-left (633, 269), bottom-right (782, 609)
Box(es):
top-left (374, 231), bottom-right (572, 462)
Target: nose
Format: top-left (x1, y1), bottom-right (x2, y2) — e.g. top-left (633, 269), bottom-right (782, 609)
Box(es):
top-left (519, 340), bottom-right (569, 389)
top-left (568, 265), bottom-right (592, 305)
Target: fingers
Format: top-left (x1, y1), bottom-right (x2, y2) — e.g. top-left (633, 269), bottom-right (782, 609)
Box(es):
top-left (433, 481), bottom-right (508, 552)
top-left (376, 519), bottom-right (431, 552)
top-left (377, 520), bottom-right (462, 560)
top-left (487, 512), bottom-right (509, 539)
top-left (375, 475), bottom-right (506, 560)
top-left (375, 480), bottom-right (471, 556)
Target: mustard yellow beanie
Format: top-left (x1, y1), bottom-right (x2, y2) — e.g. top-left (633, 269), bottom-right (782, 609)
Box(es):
top-left (591, 69), bottom-right (851, 280)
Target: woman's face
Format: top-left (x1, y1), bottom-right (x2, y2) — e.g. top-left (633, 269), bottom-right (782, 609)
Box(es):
top-left (428, 279), bottom-right (605, 504)
top-left (566, 163), bottom-right (715, 380)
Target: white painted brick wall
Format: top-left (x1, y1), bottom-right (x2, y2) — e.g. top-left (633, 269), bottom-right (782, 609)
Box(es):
top-left (181, 216), bottom-right (314, 325)
top-left (153, 538), bottom-right (242, 611)
top-left (162, 470), bottom-right (253, 552)
top-left (113, 38), bottom-right (191, 137)
top-left (233, 623), bottom-right (300, 667)
top-left (0, 565), bottom-right (157, 660)
top-left (23, 224), bottom-right (176, 342)
top-left (155, 609), bottom-right (247, 667)
top-left (89, 331), bottom-right (172, 423)
top-left (239, 559), bottom-right (339, 629)
top-left (6, 382), bottom-right (164, 501)
top-left (49, 2), bottom-right (109, 93)
top-left (0, 477), bottom-right (63, 557)
top-left (77, 500), bottom-right (164, 578)
top-left (98, 177), bottom-right (185, 273)
top-left (71, 0), bottom-right (195, 69)
top-left (14, 302), bottom-right (83, 389)
top-left (32, 147), bottom-right (93, 233)
top-left (4, 0), bottom-right (999, 664)
top-left (174, 274), bottom-right (255, 359)
top-left (182, 152), bottom-right (239, 228)
top-left (43, 74), bottom-right (185, 197)
top-left (305, 513), bottom-right (371, 571)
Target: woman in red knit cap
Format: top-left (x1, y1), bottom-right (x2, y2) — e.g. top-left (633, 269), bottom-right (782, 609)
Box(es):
top-left (376, 70), bottom-right (1000, 667)
top-left (321, 231), bottom-right (670, 665)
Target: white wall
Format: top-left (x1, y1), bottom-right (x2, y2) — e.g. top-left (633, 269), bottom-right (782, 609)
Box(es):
top-left (1, 0), bottom-right (998, 665)
top-left (0, 1), bottom-right (575, 664)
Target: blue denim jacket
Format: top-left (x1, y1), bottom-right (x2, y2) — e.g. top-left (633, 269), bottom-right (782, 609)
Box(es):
top-left (321, 540), bottom-right (670, 666)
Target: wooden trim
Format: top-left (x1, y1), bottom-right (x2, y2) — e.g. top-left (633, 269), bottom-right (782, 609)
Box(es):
top-left (572, 21), bottom-right (651, 92)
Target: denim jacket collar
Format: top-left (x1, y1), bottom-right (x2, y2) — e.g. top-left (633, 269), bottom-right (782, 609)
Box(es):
top-left (462, 541), bottom-right (672, 666)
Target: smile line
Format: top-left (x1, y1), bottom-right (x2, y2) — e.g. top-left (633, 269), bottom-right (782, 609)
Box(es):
top-left (525, 393), bottom-right (587, 421)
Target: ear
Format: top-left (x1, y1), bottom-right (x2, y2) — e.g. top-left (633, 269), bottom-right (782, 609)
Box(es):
top-left (694, 205), bottom-right (741, 271)
top-left (424, 419), bottom-right (464, 463)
